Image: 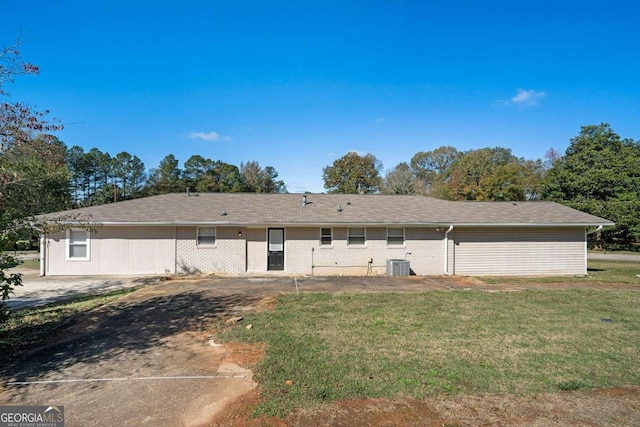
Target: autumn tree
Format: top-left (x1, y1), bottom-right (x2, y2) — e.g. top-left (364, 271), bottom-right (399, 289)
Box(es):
top-left (382, 162), bottom-right (425, 195)
top-left (322, 151), bottom-right (383, 194)
top-left (0, 38), bottom-right (64, 320)
top-left (1, 134), bottom-right (70, 221)
top-left (542, 123), bottom-right (640, 247)
top-left (479, 159), bottom-right (544, 201)
top-left (445, 147), bottom-right (510, 200)
top-left (440, 147), bottom-right (543, 201)
top-left (241, 161), bottom-right (287, 193)
top-left (410, 146), bottom-right (459, 196)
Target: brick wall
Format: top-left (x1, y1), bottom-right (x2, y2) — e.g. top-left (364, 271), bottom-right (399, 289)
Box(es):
top-left (175, 225), bottom-right (444, 276)
top-left (176, 226), bottom-right (246, 274)
top-left (286, 226), bottom-right (443, 276)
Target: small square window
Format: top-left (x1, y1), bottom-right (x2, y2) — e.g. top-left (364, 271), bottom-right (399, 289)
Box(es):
top-left (387, 227), bottom-right (404, 245)
top-left (197, 227), bottom-right (216, 246)
top-left (320, 228), bottom-right (332, 245)
top-left (67, 229), bottom-right (90, 260)
top-left (348, 228), bottom-right (365, 245)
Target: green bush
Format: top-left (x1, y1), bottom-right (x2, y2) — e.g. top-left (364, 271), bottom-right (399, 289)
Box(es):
top-left (15, 240), bottom-right (30, 251)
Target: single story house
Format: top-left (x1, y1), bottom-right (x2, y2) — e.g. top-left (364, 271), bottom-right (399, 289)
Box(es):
top-left (37, 193), bottom-right (613, 277)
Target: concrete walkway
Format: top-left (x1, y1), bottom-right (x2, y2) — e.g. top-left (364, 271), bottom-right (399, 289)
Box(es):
top-left (6, 270), bottom-right (160, 310)
top-left (588, 252), bottom-right (640, 262)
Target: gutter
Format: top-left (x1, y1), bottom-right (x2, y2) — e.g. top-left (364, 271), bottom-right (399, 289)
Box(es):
top-left (443, 225), bottom-right (454, 276)
top-left (43, 221), bottom-right (613, 228)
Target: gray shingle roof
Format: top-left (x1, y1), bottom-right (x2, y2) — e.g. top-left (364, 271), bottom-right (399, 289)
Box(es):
top-left (38, 193), bottom-right (614, 227)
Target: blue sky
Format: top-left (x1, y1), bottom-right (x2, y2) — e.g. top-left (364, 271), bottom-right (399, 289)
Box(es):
top-left (4, 1), bottom-right (639, 193)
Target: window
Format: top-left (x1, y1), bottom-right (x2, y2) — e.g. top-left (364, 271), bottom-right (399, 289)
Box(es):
top-left (197, 227), bottom-right (216, 246)
top-left (348, 227), bottom-right (365, 245)
top-left (320, 228), bottom-right (332, 246)
top-left (67, 229), bottom-right (90, 260)
top-left (387, 227), bottom-right (405, 245)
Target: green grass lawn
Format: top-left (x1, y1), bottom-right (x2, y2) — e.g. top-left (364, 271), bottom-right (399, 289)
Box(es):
top-left (17, 257), bottom-right (40, 270)
top-left (220, 289), bottom-right (640, 417)
top-left (1, 252), bottom-right (40, 270)
top-left (480, 260), bottom-right (640, 285)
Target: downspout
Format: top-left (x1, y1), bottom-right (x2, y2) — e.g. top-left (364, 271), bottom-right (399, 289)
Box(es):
top-left (585, 225), bottom-right (604, 276)
top-left (443, 225), bottom-right (454, 275)
top-left (586, 225), bottom-right (603, 235)
top-left (39, 233), bottom-right (46, 277)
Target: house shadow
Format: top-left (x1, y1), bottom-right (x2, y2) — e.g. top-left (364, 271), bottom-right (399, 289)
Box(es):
top-left (2, 289), bottom-right (262, 394)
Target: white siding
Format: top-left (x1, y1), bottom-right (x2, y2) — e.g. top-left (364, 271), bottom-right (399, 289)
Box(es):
top-left (46, 226), bottom-right (175, 275)
top-left (449, 227), bottom-right (586, 276)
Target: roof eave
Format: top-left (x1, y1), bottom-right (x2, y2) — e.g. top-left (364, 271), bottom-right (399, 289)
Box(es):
top-left (47, 221), bottom-right (615, 228)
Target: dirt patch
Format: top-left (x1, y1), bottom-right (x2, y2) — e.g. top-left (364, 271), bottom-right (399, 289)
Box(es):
top-left (209, 383), bottom-right (640, 426)
top-left (429, 387), bottom-right (640, 426)
top-left (222, 342), bottom-right (266, 368)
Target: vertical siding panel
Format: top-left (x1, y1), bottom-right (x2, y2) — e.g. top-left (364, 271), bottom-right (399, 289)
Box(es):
top-left (47, 226), bottom-right (175, 275)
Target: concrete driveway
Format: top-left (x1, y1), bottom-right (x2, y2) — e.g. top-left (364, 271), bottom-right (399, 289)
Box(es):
top-left (588, 252), bottom-right (640, 262)
top-left (6, 269), bottom-right (160, 310)
top-left (1, 279), bottom-right (265, 426)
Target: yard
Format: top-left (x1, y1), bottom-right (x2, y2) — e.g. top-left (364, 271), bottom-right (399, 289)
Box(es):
top-left (214, 260), bottom-right (640, 425)
top-left (2, 258), bottom-right (639, 425)
top-left (219, 289), bottom-right (639, 415)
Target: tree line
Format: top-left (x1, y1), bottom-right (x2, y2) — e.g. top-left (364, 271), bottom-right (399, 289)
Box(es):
top-left (2, 141), bottom-right (287, 214)
top-left (66, 148), bottom-right (286, 207)
top-left (322, 124), bottom-right (640, 248)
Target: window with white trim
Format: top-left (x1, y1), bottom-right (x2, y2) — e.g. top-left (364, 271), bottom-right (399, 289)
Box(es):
top-left (197, 227), bottom-right (216, 246)
top-left (387, 227), bottom-right (404, 245)
top-left (67, 229), bottom-right (90, 260)
top-left (320, 228), bottom-right (332, 246)
top-left (348, 227), bottom-right (365, 245)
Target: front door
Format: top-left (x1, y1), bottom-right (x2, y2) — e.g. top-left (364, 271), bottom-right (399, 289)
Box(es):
top-left (267, 228), bottom-right (284, 271)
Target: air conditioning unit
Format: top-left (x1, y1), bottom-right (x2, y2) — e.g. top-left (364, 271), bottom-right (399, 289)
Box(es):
top-left (387, 259), bottom-right (410, 276)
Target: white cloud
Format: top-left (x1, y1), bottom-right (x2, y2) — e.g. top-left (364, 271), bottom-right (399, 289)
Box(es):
top-left (189, 131), bottom-right (220, 141)
top-left (509, 89), bottom-right (547, 106)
